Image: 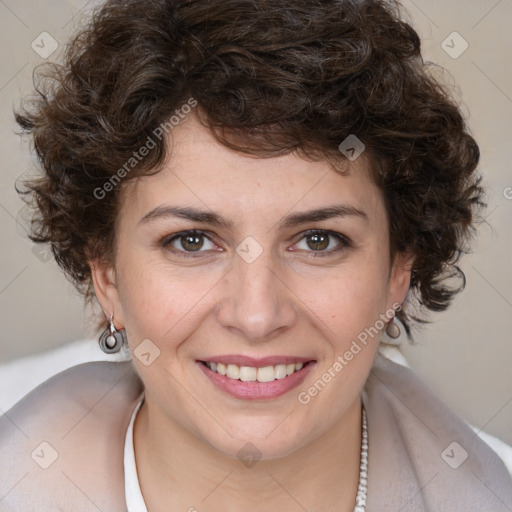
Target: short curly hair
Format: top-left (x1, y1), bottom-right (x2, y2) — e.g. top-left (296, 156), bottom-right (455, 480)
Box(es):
top-left (15, 0), bottom-right (484, 337)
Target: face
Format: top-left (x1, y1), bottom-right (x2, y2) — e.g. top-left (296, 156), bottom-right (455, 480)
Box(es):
top-left (91, 113), bottom-right (411, 460)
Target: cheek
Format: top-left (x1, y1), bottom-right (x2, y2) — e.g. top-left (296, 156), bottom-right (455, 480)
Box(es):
top-left (114, 254), bottom-right (174, 340)
top-left (115, 260), bottom-right (201, 398)
top-left (308, 253), bottom-right (390, 335)
top-left (299, 254), bottom-right (389, 399)
top-left (115, 253), bottom-right (219, 356)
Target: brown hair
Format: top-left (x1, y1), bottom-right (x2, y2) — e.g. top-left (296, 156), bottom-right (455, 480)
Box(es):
top-left (15, 0), bottom-right (484, 337)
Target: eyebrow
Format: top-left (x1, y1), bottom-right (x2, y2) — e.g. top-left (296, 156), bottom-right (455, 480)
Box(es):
top-left (138, 204), bottom-right (368, 229)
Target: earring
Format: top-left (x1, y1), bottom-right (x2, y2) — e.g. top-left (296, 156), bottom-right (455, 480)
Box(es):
top-left (385, 316), bottom-right (401, 339)
top-left (98, 314), bottom-right (127, 354)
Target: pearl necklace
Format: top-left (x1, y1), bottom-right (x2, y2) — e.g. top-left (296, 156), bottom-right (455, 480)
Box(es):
top-left (353, 404), bottom-right (368, 512)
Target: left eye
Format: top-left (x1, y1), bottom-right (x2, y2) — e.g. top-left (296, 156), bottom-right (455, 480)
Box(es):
top-left (292, 229), bottom-right (349, 254)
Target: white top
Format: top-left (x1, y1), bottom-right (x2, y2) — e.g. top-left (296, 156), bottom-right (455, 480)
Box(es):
top-left (124, 397), bottom-right (148, 512)
top-left (123, 396), bottom-right (368, 512)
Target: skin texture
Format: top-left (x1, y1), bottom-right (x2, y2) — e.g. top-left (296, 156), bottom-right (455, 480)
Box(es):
top-left (90, 114), bottom-right (412, 512)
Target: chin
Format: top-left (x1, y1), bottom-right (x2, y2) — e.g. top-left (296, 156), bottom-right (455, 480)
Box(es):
top-left (202, 420), bottom-right (313, 462)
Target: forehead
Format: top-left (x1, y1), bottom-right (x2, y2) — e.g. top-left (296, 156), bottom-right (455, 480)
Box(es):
top-left (119, 114), bottom-right (384, 226)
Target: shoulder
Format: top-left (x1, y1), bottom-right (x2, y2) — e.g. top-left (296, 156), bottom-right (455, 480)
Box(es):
top-left (0, 361), bottom-right (143, 511)
top-left (364, 353), bottom-right (512, 511)
top-left (0, 360), bottom-right (142, 441)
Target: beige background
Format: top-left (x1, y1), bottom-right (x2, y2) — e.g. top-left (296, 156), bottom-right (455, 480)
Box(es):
top-left (0, 0), bottom-right (510, 445)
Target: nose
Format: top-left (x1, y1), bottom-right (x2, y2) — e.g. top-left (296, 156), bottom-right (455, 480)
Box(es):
top-left (216, 250), bottom-right (297, 342)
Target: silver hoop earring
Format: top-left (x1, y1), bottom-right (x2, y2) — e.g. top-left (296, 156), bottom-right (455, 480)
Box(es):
top-left (385, 316), bottom-right (401, 339)
top-left (98, 314), bottom-right (127, 354)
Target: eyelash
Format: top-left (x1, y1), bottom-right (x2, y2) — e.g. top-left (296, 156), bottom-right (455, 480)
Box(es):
top-left (160, 229), bottom-right (352, 258)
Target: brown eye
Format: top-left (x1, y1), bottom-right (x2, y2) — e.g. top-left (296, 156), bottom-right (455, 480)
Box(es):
top-left (292, 229), bottom-right (351, 255)
top-left (179, 233), bottom-right (204, 251)
top-left (162, 230), bottom-right (217, 256)
top-left (306, 232), bottom-right (330, 251)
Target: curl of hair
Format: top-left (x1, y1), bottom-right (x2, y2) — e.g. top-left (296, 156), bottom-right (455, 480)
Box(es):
top-left (15, 0), bottom-right (484, 336)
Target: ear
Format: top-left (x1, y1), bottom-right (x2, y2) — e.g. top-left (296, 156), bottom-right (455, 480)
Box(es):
top-left (386, 250), bottom-right (414, 311)
top-left (89, 258), bottom-right (125, 328)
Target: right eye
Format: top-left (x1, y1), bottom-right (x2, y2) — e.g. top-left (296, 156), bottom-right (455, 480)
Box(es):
top-left (160, 230), bottom-right (220, 257)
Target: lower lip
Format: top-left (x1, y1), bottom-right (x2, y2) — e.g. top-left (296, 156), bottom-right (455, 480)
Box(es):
top-left (196, 361), bottom-right (316, 400)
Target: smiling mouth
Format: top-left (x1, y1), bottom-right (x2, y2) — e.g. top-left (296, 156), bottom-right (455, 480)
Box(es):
top-left (199, 360), bottom-right (315, 383)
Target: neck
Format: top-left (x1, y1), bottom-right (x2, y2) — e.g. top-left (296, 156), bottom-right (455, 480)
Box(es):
top-left (134, 394), bottom-right (363, 512)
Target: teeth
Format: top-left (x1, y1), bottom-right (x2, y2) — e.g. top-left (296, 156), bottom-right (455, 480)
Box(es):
top-left (205, 361), bottom-right (308, 382)
top-left (226, 364), bottom-right (240, 379)
top-left (257, 366), bottom-right (275, 383)
top-left (274, 364), bottom-right (288, 379)
top-left (239, 366), bottom-right (257, 381)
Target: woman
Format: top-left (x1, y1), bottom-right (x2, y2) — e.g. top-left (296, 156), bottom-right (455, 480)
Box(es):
top-left (1, 0), bottom-right (511, 510)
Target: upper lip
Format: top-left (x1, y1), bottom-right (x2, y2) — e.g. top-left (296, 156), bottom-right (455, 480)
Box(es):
top-left (198, 355), bottom-right (315, 367)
